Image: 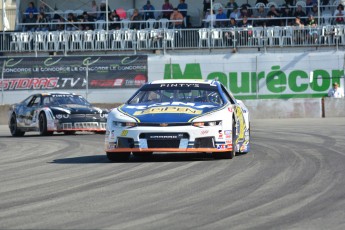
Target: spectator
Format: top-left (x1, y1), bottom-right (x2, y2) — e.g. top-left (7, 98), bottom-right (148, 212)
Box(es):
top-left (240, 6), bottom-right (252, 18)
top-left (162, 0), bottom-right (173, 19)
top-left (99, 1), bottom-right (111, 20)
top-left (39, 2), bottom-right (51, 21)
top-left (237, 15), bottom-right (251, 27)
top-left (230, 6), bottom-right (241, 20)
top-left (306, 14), bottom-right (318, 44)
top-left (328, 82), bottom-right (344, 98)
top-left (226, 0), bottom-right (238, 18)
top-left (81, 11), bottom-right (94, 30)
top-left (25, 2), bottom-right (38, 19)
top-left (266, 5), bottom-right (281, 26)
top-left (203, 0), bottom-right (214, 14)
top-left (89, 0), bottom-right (99, 18)
top-left (255, 0), bottom-right (268, 5)
top-left (216, 7), bottom-right (227, 27)
top-left (253, 4), bottom-right (266, 26)
top-left (238, 15), bottom-right (252, 45)
top-left (293, 16), bottom-right (305, 44)
top-left (309, 4), bottom-right (319, 17)
top-left (280, 4), bottom-right (293, 26)
top-left (305, 0), bottom-right (317, 15)
top-left (130, 8), bottom-right (142, 30)
top-left (205, 9), bottom-right (216, 27)
top-left (226, 17), bottom-right (238, 52)
top-left (66, 12), bottom-right (78, 31)
top-left (294, 5), bottom-right (307, 24)
top-left (170, 8), bottom-right (184, 28)
top-left (143, 1), bottom-right (156, 20)
top-left (23, 12), bottom-right (36, 31)
top-left (36, 12), bottom-right (49, 31)
top-left (178, 0), bottom-right (188, 17)
top-left (334, 4), bottom-right (345, 24)
top-left (109, 10), bottom-right (121, 30)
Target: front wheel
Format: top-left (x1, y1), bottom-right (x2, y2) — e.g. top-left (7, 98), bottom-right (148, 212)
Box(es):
top-left (106, 152), bottom-right (130, 162)
top-left (9, 114), bottom-right (25, 137)
top-left (39, 113), bottom-right (54, 136)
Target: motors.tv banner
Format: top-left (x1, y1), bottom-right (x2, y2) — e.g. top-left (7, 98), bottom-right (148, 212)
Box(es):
top-left (0, 55), bottom-right (148, 91)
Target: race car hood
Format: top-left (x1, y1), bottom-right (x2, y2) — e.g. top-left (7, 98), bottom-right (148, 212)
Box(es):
top-left (50, 104), bottom-right (104, 114)
top-left (119, 102), bottom-right (222, 123)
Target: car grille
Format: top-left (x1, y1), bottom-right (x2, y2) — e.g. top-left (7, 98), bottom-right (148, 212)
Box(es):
top-left (147, 140), bottom-right (180, 148)
top-left (140, 133), bottom-right (189, 148)
top-left (194, 137), bottom-right (215, 148)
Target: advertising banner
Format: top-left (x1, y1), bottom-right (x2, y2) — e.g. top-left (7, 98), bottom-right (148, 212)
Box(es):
top-left (0, 55), bottom-right (148, 91)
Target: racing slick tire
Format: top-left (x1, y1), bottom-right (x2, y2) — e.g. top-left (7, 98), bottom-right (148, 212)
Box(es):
top-left (132, 152), bottom-right (153, 157)
top-left (39, 113), bottom-right (54, 136)
top-left (106, 152), bottom-right (130, 162)
top-left (213, 119), bottom-right (236, 160)
top-left (9, 114), bottom-right (25, 137)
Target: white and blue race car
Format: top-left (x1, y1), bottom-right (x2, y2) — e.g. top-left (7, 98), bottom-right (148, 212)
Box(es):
top-left (105, 79), bottom-right (250, 161)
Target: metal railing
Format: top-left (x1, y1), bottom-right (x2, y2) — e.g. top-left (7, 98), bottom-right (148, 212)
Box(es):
top-left (1, 25), bottom-right (345, 55)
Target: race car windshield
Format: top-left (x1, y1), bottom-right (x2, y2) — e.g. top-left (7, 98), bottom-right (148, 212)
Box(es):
top-left (44, 95), bottom-right (91, 106)
top-left (128, 88), bottom-right (224, 105)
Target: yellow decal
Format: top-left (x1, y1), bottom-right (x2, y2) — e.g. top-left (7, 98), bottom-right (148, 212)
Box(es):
top-left (133, 106), bottom-right (202, 115)
top-left (121, 130), bottom-right (128, 136)
top-left (235, 106), bottom-right (245, 141)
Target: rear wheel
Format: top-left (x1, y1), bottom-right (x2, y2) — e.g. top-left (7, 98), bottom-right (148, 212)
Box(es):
top-left (213, 119), bottom-right (236, 160)
top-left (39, 113), bottom-right (54, 136)
top-left (106, 152), bottom-right (130, 162)
top-left (9, 114), bottom-right (25, 137)
top-left (132, 152), bottom-right (153, 157)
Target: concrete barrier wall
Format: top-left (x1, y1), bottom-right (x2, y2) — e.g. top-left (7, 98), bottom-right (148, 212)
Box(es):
top-left (1, 98), bottom-right (331, 126)
top-left (324, 98), bottom-right (345, 117)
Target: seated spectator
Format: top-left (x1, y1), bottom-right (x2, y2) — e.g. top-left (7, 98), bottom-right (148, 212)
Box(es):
top-left (237, 15), bottom-right (251, 27)
top-left (66, 12), bottom-right (78, 31)
top-left (238, 15), bottom-right (252, 45)
top-left (205, 9), bottom-right (216, 27)
top-left (216, 7), bottom-right (228, 27)
top-left (109, 10), bottom-right (121, 30)
top-left (309, 4), bottom-right (319, 17)
top-left (177, 0), bottom-right (188, 17)
top-left (39, 2), bottom-right (50, 20)
top-left (81, 11), bottom-right (94, 30)
top-left (226, 0), bottom-right (238, 18)
top-left (306, 14), bottom-right (318, 44)
top-left (170, 8), bottom-right (184, 28)
top-left (253, 4), bottom-right (266, 27)
top-left (280, 4), bottom-right (293, 26)
top-left (130, 8), bottom-right (142, 29)
top-left (36, 12), bottom-right (49, 31)
top-left (89, 0), bottom-right (99, 18)
top-left (328, 82), bottom-right (344, 98)
top-left (143, 1), bottom-right (156, 20)
top-left (267, 5), bottom-right (281, 26)
top-left (23, 12), bottom-right (36, 31)
top-left (162, 0), bottom-right (173, 19)
top-left (334, 4), bottom-right (345, 24)
top-left (240, 6), bottom-right (252, 18)
top-left (294, 5), bottom-right (307, 24)
top-left (305, 0), bottom-right (317, 15)
top-left (25, 1), bottom-right (38, 19)
top-left (230, 6), bottom-right (241, 20)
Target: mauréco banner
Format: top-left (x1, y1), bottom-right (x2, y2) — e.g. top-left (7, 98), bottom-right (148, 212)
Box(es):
top-left (0, 55), bottom-right (148, 91)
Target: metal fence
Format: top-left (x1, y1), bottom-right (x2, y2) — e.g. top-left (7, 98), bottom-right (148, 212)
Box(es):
top-left (1, 25), bottom-right (345, 55)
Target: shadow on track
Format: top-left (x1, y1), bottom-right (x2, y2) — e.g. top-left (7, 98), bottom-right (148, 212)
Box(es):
top-left (51, 153), bottom-right (216, 164)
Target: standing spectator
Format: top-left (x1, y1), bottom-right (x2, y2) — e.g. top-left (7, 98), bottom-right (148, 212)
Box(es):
top-left (328, 82), bottom-right (344, 98)
top-left (230, 6), bottom-right (241, 20)
top-left (36, 12), bottom-right (49, 31)
top-left (170, 8), bottom-right (184, 28)
top-left (25, 2), bottom-right (38, 19)
top-left (162, 0), bottom-right (173, 19)
top-left (280, 4), bottom-right (293, 26)
top-left (177, 0), bottom-right (188, 17)
top-left (294, 5), bottom-right (307, 24)
top-left (266, 5), bottom-right (281, 26)
top-left (334, 4), bottom-right (345, 24)
top-left (226, 0), bottom-right (238, 18)
top-left (203, 0), bottom-right (214, 14)
top-left (130, 8), bottom-right (142, 30)
top-left (89, 0), bottom-right (99, 19)
top-left (253, 4), bottom-right (266, 26)
top-left (216, 7), bottom-right (227, 27)
top-left (143, 1), bottom-right (156, 20)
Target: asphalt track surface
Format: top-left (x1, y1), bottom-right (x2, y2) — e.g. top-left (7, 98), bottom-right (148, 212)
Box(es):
top-left (1, 118), bottom-right (345, 230)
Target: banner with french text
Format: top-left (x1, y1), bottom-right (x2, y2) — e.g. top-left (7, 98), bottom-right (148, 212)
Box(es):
top-left (0, 56), bottom-right (148, 91)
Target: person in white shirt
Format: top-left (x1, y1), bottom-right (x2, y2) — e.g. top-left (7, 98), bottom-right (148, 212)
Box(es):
top-left (328, 82), bottom-right (344, 98)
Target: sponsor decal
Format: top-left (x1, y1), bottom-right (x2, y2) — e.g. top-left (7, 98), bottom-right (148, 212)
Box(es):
top-left (218, 130), bottom-right (223, 139)
top-left (133, 106), bottom-right (202, 115)
top-left (160, 83), bottom-right (200, 88)
top-left (0, 77), bottom-right (58, 90)
top-left (200, 130), bottom-right (209, 135)
top-left (121, 130), bottom-right (128, 136)
top-left (126, 102), bottom-right (217, 110)
top-left (228, 107), bottom-right (233, 112)
top-left (224, 130), bottom-right (232, 135)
